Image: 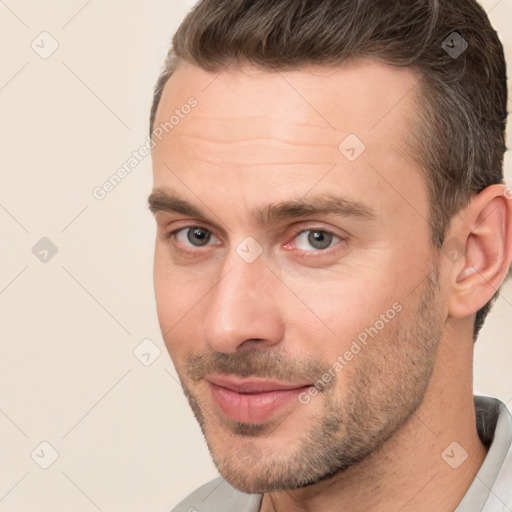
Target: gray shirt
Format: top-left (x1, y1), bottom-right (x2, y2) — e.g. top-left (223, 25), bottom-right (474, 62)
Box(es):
top-left (171, 396), bottom-right (512, 511)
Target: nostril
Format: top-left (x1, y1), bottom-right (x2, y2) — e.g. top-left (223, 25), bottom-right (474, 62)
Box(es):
top-left (240, 338), bottom-right (265, 348)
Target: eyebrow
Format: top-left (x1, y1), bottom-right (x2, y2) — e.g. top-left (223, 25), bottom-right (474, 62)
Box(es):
top-left (148, 187), bottom-right (376, 224)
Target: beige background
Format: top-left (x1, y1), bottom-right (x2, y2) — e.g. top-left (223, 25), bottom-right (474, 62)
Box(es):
top-left (0, 1), bottom-right (511, 511)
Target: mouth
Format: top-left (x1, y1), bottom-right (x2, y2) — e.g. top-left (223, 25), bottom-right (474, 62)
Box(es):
top-left (206, 374), bottom-right (313, 423)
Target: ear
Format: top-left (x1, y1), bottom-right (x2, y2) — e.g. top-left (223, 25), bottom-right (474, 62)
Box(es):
top-left (446, 184), bottom-right (512, 319)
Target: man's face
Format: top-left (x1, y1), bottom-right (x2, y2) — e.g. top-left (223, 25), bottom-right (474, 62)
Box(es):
top-left (150, 60), bottom-right (447, 493)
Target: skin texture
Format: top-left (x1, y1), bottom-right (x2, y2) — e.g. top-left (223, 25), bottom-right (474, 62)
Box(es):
top-left (150, 60), bottom-right (512, 512)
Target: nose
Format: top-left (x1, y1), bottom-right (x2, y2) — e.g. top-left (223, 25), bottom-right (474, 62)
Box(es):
top-left (201, 252), bottom-right (285, 354)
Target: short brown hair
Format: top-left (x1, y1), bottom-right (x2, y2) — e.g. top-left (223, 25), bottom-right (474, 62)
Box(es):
top-left (150, 0), bottom-right (508, 340)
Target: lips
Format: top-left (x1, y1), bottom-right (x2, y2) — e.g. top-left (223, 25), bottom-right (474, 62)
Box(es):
top-left (206, 374), bottom-right (313, 423)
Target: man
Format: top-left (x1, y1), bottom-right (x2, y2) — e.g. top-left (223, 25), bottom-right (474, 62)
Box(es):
top-left (148, 0), bottom-right (512, 510)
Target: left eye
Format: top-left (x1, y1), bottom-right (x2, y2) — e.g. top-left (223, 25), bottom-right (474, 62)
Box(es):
top-left (294, 230), bottom-right (340, 251)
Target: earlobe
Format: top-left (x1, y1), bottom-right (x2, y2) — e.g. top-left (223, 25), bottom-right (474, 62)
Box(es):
top-left (447, 184), bottom-right (512, 319)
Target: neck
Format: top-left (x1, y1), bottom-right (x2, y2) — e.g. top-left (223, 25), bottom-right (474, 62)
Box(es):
top-left (260, 333), bottom-right (487, 512)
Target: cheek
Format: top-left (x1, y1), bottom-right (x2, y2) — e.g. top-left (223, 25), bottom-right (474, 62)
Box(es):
top-left (288, 274), bottom-right (404, 357)
top-left (153, 248), bottom-right (213, 355)
top-left (153, 249), bottom-right (173, 327)
top-left (290, 278), bottom-right (379, 329)
top-left (153, 248), bottom-right (193, 340)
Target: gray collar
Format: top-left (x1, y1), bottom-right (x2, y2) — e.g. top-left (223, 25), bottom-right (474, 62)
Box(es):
top-left (455, 396), bottom-right (512, 511)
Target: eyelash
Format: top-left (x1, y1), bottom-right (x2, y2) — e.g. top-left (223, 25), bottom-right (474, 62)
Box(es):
top-left (165, 224), bottom-right (347, 255)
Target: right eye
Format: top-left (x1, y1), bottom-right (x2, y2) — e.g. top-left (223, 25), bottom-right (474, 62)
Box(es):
top-left (173, 226), bottom-right (217, 248)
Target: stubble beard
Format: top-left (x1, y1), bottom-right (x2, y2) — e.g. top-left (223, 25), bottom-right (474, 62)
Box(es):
top-left (177, 266), bottom-right (443, 494)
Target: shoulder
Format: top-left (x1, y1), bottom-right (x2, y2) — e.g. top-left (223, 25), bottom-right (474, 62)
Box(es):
top-left (170, 476), bottom-right (263, 512)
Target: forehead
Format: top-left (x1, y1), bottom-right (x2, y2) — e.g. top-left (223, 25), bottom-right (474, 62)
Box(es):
top-left (151, 59), bottom-right (427, 226)
top-left (154, 58), bottom-right (421, 143)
